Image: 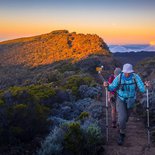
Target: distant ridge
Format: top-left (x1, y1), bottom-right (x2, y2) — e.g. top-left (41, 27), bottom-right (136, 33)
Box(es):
top-left (109, 44), bottom-right (155, 53)
top-left (0, 30), bottom-right (110, 67)
top-left (113, 51), bottom-right (155, 65)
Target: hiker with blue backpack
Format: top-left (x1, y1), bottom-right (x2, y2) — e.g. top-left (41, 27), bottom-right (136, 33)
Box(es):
top-left (103, 63), bottom-right (150, 145)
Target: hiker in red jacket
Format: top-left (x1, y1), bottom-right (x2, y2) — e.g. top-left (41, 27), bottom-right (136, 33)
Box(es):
top-left (108, 67), bottom-right (121, 128)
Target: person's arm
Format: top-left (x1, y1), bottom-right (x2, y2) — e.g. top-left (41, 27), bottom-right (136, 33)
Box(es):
top-left (135, 74), bottom-right (145, 93)
top-left (108, 75), bottom-right (120, 91)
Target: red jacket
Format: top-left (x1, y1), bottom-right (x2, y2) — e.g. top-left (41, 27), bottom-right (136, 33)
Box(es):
top-left (108, 74), bottom-right (116, 94)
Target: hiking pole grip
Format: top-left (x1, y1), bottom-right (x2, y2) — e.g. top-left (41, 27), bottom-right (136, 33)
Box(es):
top-left (146, 88), bottom-right (150, 148)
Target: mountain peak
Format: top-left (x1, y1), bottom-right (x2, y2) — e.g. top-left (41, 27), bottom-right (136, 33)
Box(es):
top-left (0, 30), bottom-right (110, 67)
top-left (49, 30), bottom-right (69, 34)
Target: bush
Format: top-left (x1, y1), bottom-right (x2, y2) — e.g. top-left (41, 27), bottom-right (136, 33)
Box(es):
top-left (8, 86), bottom-right (26, 97)
top-left (0, 99), bottom-right (4, 106)
top-left (27, 85), bottom-right (56, 101)
top-left (0, 102), bottom-right (50, 145)
top-left (63, 122), bottom-right (83, 154)
top-left (57, 62), bottom-right (78, 73)
top-left (83, 124), bottom-right (103, 154)
top-left (63, 75), bottom-right (95, 96)
top-left (38, 127), bottom-right (64, 155)
top-left (37, 120), bottom-right (104, 155)
top-left (47, 70), bottom-right (63, 82)
top-left (7, 85), bottom-right (56, 104)
top-left (77, 112), bottom-right (89, 121)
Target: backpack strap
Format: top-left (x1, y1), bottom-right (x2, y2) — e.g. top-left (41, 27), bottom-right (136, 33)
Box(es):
top-left (116, 72), bottom-right (138, 91)
top-left (132, 73), bottom-right (138, 90)
top-left (115, 72), bottom-right (123, 91)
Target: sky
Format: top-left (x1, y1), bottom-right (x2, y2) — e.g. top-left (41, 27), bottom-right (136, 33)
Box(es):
top-left (0, 0), bottom-right (155, 45)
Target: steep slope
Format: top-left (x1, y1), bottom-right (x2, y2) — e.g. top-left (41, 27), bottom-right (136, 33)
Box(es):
top-left (0, 30), bottom-right (110, 67)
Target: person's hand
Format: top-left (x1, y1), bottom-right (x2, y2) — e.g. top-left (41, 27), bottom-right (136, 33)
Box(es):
top-left (103, 81), bottom-right (109, 87)
top-left (145, 81), bottom-right (151, 87)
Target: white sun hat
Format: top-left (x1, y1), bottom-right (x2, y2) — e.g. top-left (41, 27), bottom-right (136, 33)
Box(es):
top-left (122, 63), bottom-right (134, 73)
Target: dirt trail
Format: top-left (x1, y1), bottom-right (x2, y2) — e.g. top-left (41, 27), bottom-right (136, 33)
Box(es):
top-left (104, 112), bottom-right (155, 155)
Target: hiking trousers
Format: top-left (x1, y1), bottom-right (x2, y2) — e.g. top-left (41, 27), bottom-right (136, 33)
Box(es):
top-left (116, 97), bottom-right (133, 134)
top-left (109, 96), bottom-right (116, 123)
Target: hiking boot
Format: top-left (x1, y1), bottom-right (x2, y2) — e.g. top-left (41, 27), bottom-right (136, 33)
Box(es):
top-left (117, 133), bottom-right (125, 145)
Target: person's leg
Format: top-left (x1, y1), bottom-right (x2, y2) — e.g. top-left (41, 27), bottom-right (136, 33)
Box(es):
top-left (126, 98), bottom-right (135, 121)
top-left (116, 97), bottom-right (128, 133)
top-left (111, 106), bottom-right (116, 122)
top-left (126, 108), bottom-right (133, 122)
top-left (116, 97), bottom-right (128, 145)
top-left (110, 97), bottom-right (117, 128)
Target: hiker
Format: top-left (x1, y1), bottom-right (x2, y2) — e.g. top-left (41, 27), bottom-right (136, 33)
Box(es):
top-left (108, 67), bottom-right (121, 128)
top-left (103, 63), bottom-right (150, 145)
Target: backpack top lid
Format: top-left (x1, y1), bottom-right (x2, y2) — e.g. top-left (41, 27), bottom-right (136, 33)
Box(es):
top-left (114, 67), bottom-right (121, 76)
top-left (108, 68), bottom-right (121, 84)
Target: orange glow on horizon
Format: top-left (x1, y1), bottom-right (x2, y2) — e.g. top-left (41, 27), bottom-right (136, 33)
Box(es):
top-left (0, 21), bottom-right (155, 45)
top-left (150, 41), bottom-right (155, 46)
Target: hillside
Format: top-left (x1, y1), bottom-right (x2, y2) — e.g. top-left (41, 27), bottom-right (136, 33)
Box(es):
top-left (113, 51), bottom-right (155, 65)
top-left (0, 31), bottom-right (120, 154)
top-left (0, 30), bottom-right (110, 67)
top-left (0, 31), bottom-right (155, 154)
top-left (135, 56), bottom-right (155, 80)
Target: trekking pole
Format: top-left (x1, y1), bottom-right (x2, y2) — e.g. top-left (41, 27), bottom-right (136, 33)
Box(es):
top-left (105, 86), bottom-right (109, 142)
top-left (96, 66), bottom-right (109, 142)
top-left (146, 88), bottom-right (150, 148)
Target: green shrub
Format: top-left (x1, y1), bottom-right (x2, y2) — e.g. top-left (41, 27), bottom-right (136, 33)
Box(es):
top-left (0, 103), bottom-right (50, 145)
top-left (8, 86), bottom-right (26, 97)
top-left (64, 122), bottom-right (83, 154)
top-left (27, 85), bottom-right (56, 101)
top-left (82, 123), bottom-right (104, 155)
top-left (86, 124), bottom-right (102, 146)
top-left (38, 120), bottom-right (104, 155)
top-left (64, 75), bottom-right (95, 96)
top-left (7, 85), bottom-right (56, 104)
top-left (0, 90), bottom-right (4, 97)
top-left (37, 127), bottom-right (64, 155)
top-left (77, 112), bottom-right (89, 121)
top-left (0, 99), bottom-right (4, 106)
top-left (47, 70), bottom-right (63, 82)
top-left (58, 63), bottom-right (78, 73)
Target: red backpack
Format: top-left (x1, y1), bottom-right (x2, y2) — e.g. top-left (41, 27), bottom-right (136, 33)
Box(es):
top-left (108, 74), bottom-right (115, 84)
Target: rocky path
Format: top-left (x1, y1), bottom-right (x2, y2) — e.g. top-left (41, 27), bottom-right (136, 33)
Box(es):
top-left (104, 111), bottom-right (155, 155)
